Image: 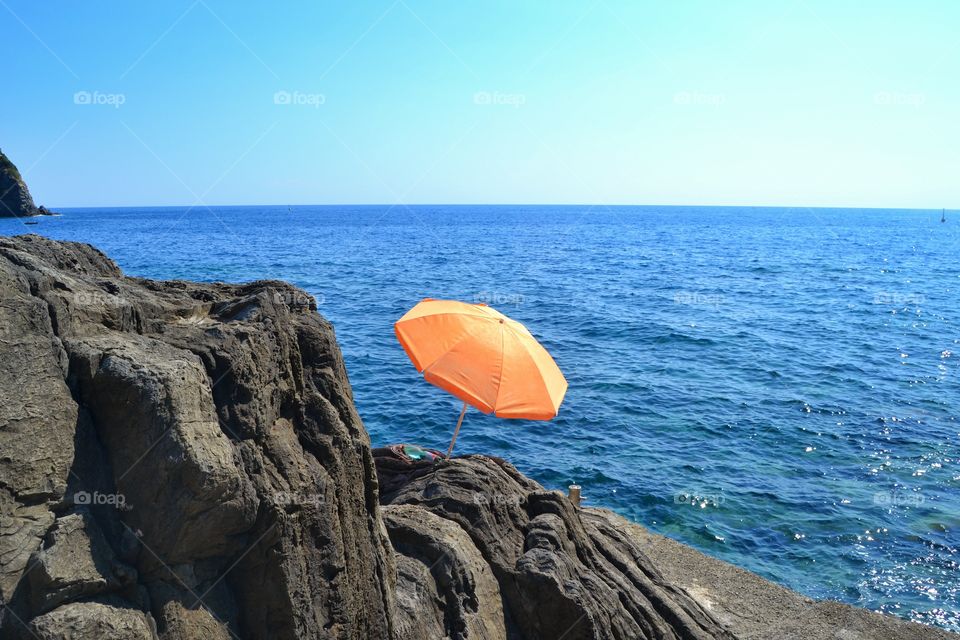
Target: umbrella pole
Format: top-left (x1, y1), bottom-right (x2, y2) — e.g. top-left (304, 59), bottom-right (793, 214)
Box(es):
top-left (446, 401), bottom-right (468, 458)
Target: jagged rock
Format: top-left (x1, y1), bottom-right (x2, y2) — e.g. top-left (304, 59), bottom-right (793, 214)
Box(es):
top-left (374, 450), bottom-right (957, 640)
top-left (27, 510), bottom-right (137, 614)
top-left (0, 235), bottom-right (393, 639)
top-left (67, 333), bottom-right (259, 563)
top-left (154, 601), bottom-right (232, 640)
top-left (0, 237), bottom-right (79, 614)
top-left (0, 150), bottom-right (50, 218)
top-left (376, 453), bottom-right (733, 640)
top-left (27, 601), bottom-right (158, 639)
top-left (384, 504), bottom-right (506, 640)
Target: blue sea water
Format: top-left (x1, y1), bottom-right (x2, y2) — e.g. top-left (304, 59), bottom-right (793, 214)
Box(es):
top-left (3, 205), bottom-right (958, 631)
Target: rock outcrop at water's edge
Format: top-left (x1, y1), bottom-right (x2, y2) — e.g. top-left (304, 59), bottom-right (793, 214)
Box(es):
top-left (0, 234), bottom-right (954, 640)
top-left (0, 150), bottom-right (54, 218)
top-left (0, 235), bottom-right (393, 639)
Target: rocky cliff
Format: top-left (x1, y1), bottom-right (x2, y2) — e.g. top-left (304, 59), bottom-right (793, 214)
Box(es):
top-left (0, 150), bottom-right (53, 217)
top-left (0, 235), bottom-right (954, 640)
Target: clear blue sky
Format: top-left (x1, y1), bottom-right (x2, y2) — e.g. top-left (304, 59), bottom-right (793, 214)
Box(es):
top-left (1, 1), bottom-right (957, 208)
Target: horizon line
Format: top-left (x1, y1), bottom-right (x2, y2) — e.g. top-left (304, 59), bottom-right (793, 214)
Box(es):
top-left (40, 203), bottom-right (954, 212)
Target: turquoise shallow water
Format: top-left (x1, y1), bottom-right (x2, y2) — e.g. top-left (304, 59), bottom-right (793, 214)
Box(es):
top-left (4, 205), bottom-right (958, 631)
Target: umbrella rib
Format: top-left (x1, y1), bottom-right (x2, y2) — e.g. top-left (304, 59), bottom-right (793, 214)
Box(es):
top-left (499, 335), bottom-right (557, 418)
top-left (491, 323), bottom-right (507, 413)
top-left (404, 315), bottom-right (499, 373)
top-left (418, 328), bottom-right (482, 374)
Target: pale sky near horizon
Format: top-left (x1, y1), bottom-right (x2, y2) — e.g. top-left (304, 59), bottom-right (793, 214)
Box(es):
top-left (1, 1), bottom-right (957, 209)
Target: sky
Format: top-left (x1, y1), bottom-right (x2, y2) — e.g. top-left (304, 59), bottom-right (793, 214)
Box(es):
top-left (1, 0), bottom-right (957, 208)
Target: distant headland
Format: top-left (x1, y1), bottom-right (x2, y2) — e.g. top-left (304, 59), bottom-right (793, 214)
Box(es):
top-left (0, 149), bottom-right (55, 218)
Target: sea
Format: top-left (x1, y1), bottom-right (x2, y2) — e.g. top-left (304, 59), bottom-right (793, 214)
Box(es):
top-left (3, 205), bottom-right (957, 631)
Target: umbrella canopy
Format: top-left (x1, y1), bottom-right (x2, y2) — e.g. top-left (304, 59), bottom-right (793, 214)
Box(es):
top-left (395, 298), bottom-right (567, 455)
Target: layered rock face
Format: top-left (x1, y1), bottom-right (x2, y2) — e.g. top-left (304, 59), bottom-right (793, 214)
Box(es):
top-left (376, 452), bottom-right (732, 640)
top-left (0, 150), bottom-right (49, 218)
top-left (0, 235), bottom-right (393, 639)
top-left (375, 452), bottom-right (955, 640)
top-left (0, 235), bottom-right (954, 640)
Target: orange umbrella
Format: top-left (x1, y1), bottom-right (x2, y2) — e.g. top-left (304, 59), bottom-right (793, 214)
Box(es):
top-left (395, 298), bottom-right (567, 456)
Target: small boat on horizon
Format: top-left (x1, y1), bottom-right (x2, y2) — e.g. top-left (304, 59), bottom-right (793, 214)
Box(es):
top-left (942, 208), bottom-right (946, 223)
